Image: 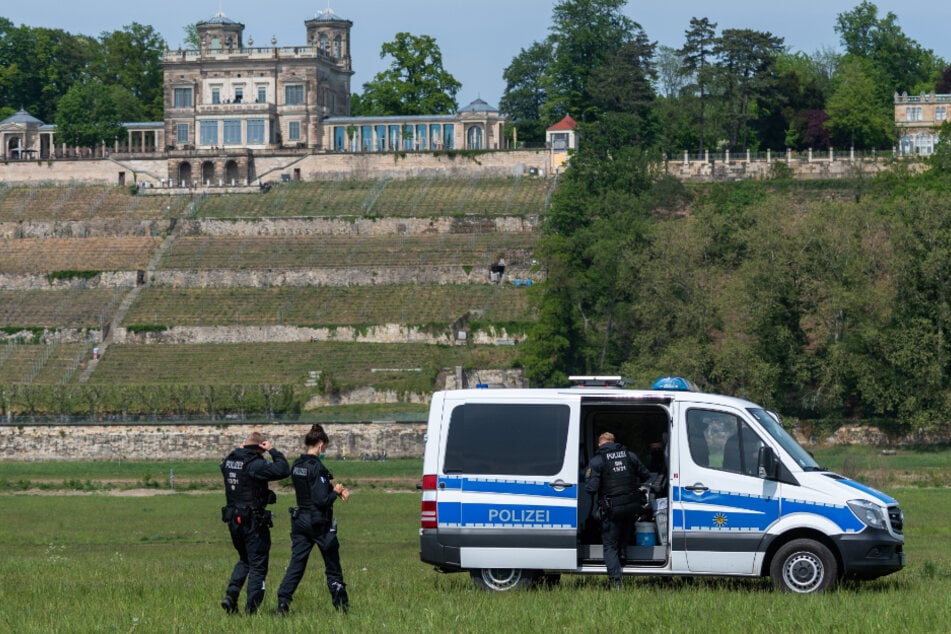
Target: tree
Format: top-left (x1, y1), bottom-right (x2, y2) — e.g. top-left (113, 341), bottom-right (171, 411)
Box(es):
top-left (0, 24), bottom-right (98, 122)
top-left (523, 140), bottom-right (661, 383)
top-left (587, 28), bottom-right (657, 117)
top-left (356, 32), bottom-right (461, 116)
top-left (182, 23), bottom-right (200, 50)
top-left (54, 80), bottom-right (126, 148)
top-left (94, 23), bottom-right (165, 120)
top-left (825, 58), bottom-right (894, 149)
top-left (835, 1), bottom-right (944, 96)
top-left (544, 0), bottom-right (637, 121)
top-left (499, 39), bottom-right (553, 143)
top-left (678, 17), bottom-right (717, 154)
top-left (654, 45), bottom-right (687, 100)
top-left (713, 28), bottom-right (785, 150)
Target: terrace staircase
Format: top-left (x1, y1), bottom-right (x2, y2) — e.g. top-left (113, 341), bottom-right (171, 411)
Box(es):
top-left (78, 224), bottom-right (182, 383)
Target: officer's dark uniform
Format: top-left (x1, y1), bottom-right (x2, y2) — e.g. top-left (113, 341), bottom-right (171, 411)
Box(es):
top-left (220, 444), bottom-right (290, 614)
top-left (277, 453), bottom-right (349, 613)
top-left (584, 440), bottom-right (651, 585)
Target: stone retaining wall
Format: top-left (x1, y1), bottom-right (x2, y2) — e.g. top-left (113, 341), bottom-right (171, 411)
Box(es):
top-left (0, 219), bottom-right (174, 239)
top-left (114, 324), bottom-right (526, 345)
top-left (180, 215), bottom-right (539, 237)
top-left (149, 265), bottom-right (538, 288)
top-left (0, 271), bottom-right (138, 290)
top-left (0, 150), bottom-right (916, 187)
top-left (4, 421), bottom-right (426, 461)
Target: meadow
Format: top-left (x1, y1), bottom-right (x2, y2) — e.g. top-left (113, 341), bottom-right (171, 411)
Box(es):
top-left (1, 451), bottom-right (949, 633)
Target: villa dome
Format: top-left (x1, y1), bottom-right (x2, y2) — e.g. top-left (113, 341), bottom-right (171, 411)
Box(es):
top-left (201, 12), bottom-right (241, 26)
top-left (1, 108), bottom-right (44, 126)
top-left (458, 98), bottom-right (498, 114)
top-left (312, 8), bottom-right (349, 22)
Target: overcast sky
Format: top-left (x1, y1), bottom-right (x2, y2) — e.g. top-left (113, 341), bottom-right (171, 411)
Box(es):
top-left (3, 1), bottom-right (950, 107)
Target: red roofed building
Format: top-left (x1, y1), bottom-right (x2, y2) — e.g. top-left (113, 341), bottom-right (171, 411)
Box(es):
top-left (547, 115), bottom-right (578, 172)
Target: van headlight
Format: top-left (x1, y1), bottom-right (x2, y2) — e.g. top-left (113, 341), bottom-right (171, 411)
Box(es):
top-left (847, 499), bottom-right (886, 529)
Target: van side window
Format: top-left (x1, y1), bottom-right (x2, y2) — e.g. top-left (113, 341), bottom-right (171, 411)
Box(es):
top-left (686, 409), bottom-right (764, 476)
top-left (443, 403), bottom-right (570, 476)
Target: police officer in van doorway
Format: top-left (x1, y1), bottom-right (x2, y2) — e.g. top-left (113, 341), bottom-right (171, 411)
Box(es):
top-left (277, 424), bottom-right (351, 615)
top-left (585, 432), bottom-right (652, 588)
top-left (220, 431), bottom-right (290, 615)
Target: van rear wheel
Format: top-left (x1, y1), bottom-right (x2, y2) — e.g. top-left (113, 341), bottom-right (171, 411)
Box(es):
top-left (470, 568), bottom-right (538, 591)
top-left (770, 539), bottom-right (838, 594)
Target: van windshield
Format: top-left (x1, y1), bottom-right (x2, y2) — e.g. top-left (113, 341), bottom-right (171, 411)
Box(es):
top-left (748, 408), bottom-right (821, 471)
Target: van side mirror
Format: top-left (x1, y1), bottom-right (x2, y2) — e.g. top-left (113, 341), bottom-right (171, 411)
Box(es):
top-left (757, 446), bottom-right (778, 480)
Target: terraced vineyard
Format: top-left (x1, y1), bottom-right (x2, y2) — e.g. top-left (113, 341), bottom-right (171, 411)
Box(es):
top-left (0, 174), bottom-right (550, 417)
top-left (195, 176), bottom-right (553, 218)
top-left (88, 342), bottom-right (522, 390)
top-left (0, 184), bottom-right (193, 220)
top-left (0, 289), bottom-right (128, 328)
top-left (157, 233), bottom-right (538, 270)
top-left (123, 285), bottom-right (536, 327)
top-left (0, 342), bottom-right (88, 384)
top-left (0, 237), bottom-right (163, 273)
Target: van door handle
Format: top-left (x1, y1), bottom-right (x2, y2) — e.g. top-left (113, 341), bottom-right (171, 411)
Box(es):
top-left (685, 483), bottom-right (709, 492)
top-left (548, 480), bottom-right (575, 490)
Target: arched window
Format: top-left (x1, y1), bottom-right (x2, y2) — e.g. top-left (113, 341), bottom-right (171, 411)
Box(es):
top-left (319, 34), bottom-right (329, 54)
top-left (201, 161), bottom-right (215, 185)
top-left (466, 126), bottom-right (484, 150)
top-left (333, 35), bottom-right (342, 59)
top-left (178, 162), bottom-right (193, 187)
top-left (225, 160), bottom-right (241, 185)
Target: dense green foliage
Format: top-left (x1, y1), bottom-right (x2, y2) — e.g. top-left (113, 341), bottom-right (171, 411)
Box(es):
top-left (523, 153), bottom-right (951, 432)
top-left (0, 19), bottom-right (163, 130)
top-left (501, 1), bottom-right (947, 152)
top-left (352, 32), bottom-right (461, 116)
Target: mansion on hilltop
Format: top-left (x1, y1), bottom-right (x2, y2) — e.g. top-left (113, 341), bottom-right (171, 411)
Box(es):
top-left (0, 8), bottom-right (512, 186)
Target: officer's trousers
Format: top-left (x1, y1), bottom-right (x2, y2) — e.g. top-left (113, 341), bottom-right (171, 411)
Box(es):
top-left (277, 510), bottom-right (346, 608)
top-left (601, 503), bottom-right (637, 581)
top-left (225, 515), bottom-right (271, 613)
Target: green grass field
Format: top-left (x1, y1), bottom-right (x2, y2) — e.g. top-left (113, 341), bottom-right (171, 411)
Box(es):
top-left (1, 451), bottom-right (949, 632)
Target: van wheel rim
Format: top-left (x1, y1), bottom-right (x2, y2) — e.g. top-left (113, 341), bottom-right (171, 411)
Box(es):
top-left (480, 569), bottom-right (521, 591)
top-left (783, 553), bottom-right (823, 592)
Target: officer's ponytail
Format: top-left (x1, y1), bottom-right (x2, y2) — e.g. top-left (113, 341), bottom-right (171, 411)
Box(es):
top-left (305, 424), bottom-right (330, 447)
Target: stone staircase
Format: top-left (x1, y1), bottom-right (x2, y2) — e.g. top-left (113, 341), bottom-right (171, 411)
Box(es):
top-left (78, 227), bottom-right (181, 383)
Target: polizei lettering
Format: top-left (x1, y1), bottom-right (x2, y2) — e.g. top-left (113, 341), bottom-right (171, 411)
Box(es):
top-left (487, 508), bottom-right (551, 524)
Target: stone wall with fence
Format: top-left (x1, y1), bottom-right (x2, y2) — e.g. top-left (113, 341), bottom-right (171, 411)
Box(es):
top-left (0, 148), bottom-right (921, 187)
top-left (5, 421), bottom-right (426, 461)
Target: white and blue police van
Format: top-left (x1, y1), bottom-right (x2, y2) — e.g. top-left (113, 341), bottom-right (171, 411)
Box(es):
top-left (419, 377), bottom-right (905, 593)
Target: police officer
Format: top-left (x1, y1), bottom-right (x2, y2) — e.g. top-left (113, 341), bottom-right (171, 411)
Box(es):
top-left (584, 431), bottom-right (651, 589)
top-left (220, 431), bottom-right (290, 615)
top-left (277, 424), bottom-right (350, 615)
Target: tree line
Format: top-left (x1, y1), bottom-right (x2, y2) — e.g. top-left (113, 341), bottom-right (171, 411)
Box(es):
top-left (501, 0), bottom-right (946, 151)
top-left (0, 19), bottom-right (164, 147)
top-left (519, 121), bottom-right (951, 432)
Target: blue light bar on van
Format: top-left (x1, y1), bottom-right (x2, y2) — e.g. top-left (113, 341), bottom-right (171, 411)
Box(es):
top-left (651, 376), bottom-right (698, 391)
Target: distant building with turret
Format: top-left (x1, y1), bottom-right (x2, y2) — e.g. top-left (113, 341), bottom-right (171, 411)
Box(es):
top-left (0, 7), bottom-right (515, 186)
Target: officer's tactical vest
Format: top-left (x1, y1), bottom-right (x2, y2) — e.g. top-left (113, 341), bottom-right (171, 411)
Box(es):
top-left (599, 445), bottom-right (637, 498)
top-left (291, 455), bottom-right (333, 523)
top-left (222, 447), bottom-right (269, 509)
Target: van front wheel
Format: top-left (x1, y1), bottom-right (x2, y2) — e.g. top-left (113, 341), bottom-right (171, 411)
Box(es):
top-left (470, 568), bottom-right (538, 591)
top-left (770, 539), bottom-right (838, 593)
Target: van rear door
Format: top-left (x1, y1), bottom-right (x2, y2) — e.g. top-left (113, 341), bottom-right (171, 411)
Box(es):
top-left (438, 394), bottom-right (580, 571)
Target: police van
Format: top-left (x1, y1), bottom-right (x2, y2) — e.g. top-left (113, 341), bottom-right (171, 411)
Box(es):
top-left (418, 377), bottom-right (905, 593)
